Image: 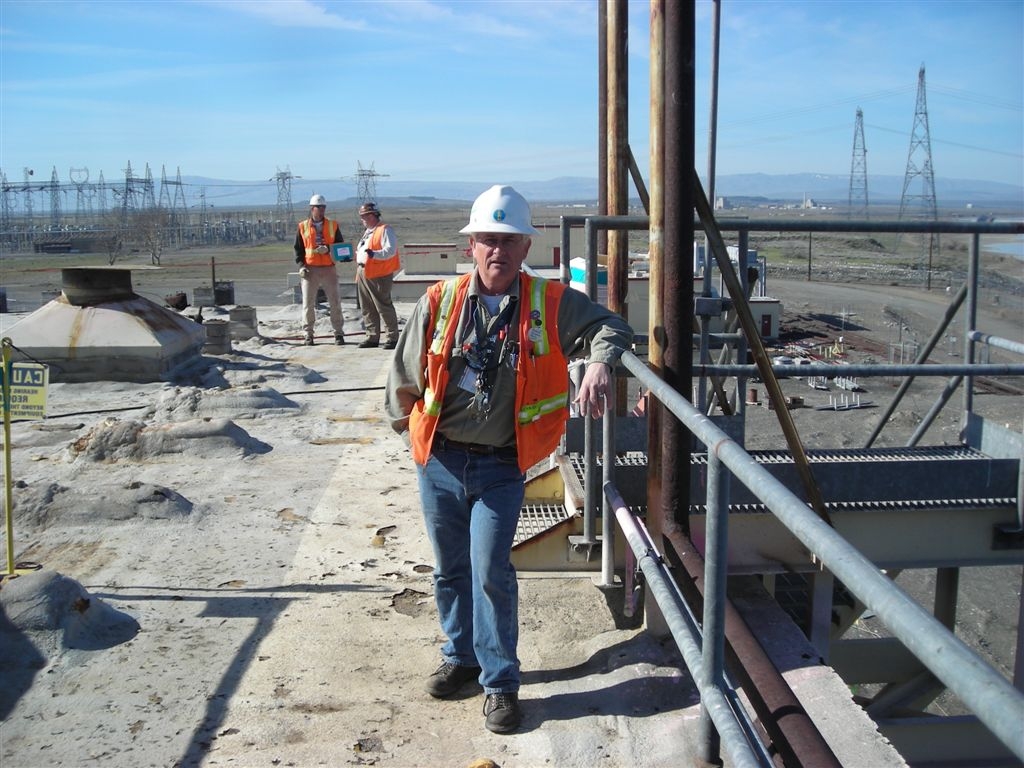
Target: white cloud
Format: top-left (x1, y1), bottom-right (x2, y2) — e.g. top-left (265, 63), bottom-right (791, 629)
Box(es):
top-left (203, 0), bottom-right (368, 31)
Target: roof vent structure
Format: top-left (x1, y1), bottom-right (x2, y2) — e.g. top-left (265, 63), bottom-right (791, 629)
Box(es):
top-left (3, 267), bottom-right (206, 383)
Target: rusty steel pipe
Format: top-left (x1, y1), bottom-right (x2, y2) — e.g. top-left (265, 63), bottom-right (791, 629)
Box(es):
top-left (663, 529), bottom-right (844, 768)
top-left (661, 0), bottom-right (695, 538)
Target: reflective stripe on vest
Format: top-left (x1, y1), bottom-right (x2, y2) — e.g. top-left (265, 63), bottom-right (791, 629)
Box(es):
top-left (409, 272), bottom-right (570, 472)
top-left (529, 277), bottom-right (550, 356)
top-left (299, 218), bottom-right (339, 267)
top-left (518, 392), bottom-right (567, 424)
top-left (429, 279), bottom-right (462, 355)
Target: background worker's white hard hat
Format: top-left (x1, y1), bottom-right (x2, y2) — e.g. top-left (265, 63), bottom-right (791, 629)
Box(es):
top-left (459, 184), bottom-right (539, 235)
top-left (309, 194), bottom-right (327, 207)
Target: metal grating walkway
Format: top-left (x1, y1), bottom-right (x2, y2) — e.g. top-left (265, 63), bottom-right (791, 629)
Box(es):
top-left (691, 496), bottom-right (1017, 515)
top-left (514, 502), bottom-right (574, 547)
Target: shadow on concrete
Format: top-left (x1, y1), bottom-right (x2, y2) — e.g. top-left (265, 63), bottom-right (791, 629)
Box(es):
top-left (521, 636), bottom-right (698, 728)
top-left (81, 582), bottom-right (388, 768)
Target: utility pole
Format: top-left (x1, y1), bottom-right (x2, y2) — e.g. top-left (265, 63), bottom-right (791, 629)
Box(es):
top-left (848, 107), bottom-right (868, 219)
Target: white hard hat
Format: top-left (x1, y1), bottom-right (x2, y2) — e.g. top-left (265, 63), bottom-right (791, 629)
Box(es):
top-left (459, 184), bottom-right (539, 235)
top-left (309, 194), bottom-right (327, 207)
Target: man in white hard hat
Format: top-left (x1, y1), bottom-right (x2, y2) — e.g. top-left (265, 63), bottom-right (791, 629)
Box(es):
top-left (354, 201), bottom-right (401, 349)
top-left (385, 184), bottom-right (632, 733)
top-left (293, 194), bottom-right (346, 345)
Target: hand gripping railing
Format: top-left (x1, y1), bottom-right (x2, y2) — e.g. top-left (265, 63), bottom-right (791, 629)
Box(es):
top-left (607, 348), bottom-right (1024, 764)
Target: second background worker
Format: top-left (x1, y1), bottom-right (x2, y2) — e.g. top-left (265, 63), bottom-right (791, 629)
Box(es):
top-left (355, 202), bottom-right (401, 349)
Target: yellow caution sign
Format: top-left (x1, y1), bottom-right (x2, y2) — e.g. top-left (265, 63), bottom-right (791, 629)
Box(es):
top-left (2, 338), bottom-right (48, 577)
top-left (2, 362), bottom-right (49, 420)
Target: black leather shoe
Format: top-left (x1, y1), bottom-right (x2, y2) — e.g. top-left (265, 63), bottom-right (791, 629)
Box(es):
top-left (483, 692), bottom-right (522, 733)
top-left (335, 334), bottom-right (346, 345)
top-left (382, 339), bottom-right (398, 350)
top-left (358, 338), bottom-right (379, 349)
top-left (425, 661), bottom-right (481, 698)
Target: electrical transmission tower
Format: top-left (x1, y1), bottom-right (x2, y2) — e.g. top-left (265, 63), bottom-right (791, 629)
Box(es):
top-left (172, 167), bottom-right (187, 212)
top-left (848, 108), bottom-right (868, 219)
top-left (97, 171), bottom-right (108, 215)
top-left (118, 161), bottom-right (145, 220)
top-left (70, 167), bottom-right (91, 222)
top-left (142, 164), bottom-right (157, 209)
top-left (271, 167), bottom-right (298, 225)
top-left (355, 161), bottom-right (388, 203)
top-left (23, 168), bottom-right (35, 221)
top-left (897, 65), bottom-right (939, 288)
top-left (159, 165), bottom-right (173, 209)
top-left (45, 167), bottom-right (62, 228)
top-left (1, 170), bottom-right (11, 232)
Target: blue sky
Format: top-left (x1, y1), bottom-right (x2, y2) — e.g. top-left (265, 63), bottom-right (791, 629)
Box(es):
top-left (1, 0), bottom-right (1021, 194)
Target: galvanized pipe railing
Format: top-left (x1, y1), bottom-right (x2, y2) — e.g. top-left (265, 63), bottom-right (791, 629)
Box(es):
top-left (615, 348), bottom-right (1024, 761)
top-left (969, 330), bottom-right (1024, 356)
top-left (601, 392), bottom-right (616, 587)
top-left (607, 483), bottom-right (767, 768)
top-left (695, 362), bottom-right (1024, 378)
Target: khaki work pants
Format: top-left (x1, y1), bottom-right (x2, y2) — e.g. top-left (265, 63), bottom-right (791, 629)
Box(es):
top-left (300, 263), bottom-right (345, 338)
top-left (355, 267), bottom-right (399, 343)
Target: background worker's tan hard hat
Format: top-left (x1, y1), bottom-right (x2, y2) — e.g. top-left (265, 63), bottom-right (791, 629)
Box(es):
top-left (309, 194), bottom-right (327, 207)
top-left (359, 202), bottom-right (381, 217)
top-left (459, 185), bottom-right (539, 235)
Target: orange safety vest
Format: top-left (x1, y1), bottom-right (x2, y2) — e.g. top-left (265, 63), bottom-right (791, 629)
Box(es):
top-left (408, 272), bottom-right (570, 473)
top-left (363, 223), bottom-right (401, 279)
top-left (298, 217), bottom-right (341, 267)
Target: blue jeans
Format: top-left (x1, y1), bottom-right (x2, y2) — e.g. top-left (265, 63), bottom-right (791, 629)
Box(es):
top-left (417, 446), bottom-right (525, 695)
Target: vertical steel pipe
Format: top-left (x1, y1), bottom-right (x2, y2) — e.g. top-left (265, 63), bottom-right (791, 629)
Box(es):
top-left (601, 392), bottom-right (617, 586)
top-left (645, 0), bottom-right (667, 634)
top-left (699, 451), bottom-right (730, 762)
top-left (597, 0), bottom-right (608, 258)
top-left (607, 0), bottom-right (629, 321)
top-left (662, 0), bottom-right (696, 536)
top-left (559, 217), bottom-right (570, 284)
top-left (736, 230), bottom-right (751, 420)
top-left (706, 0), bottom-right (721, 205)
top-left (963, 233), bottom-right (980, 418)
top-left (583, 218), bottom-right (600, 544)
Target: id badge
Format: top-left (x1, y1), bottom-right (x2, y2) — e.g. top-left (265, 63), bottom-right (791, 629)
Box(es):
top-left (458, 367), bottom-right (477, 394)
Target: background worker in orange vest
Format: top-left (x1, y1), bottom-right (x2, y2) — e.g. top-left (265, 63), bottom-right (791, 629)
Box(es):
top-left (294, 194), bottom-right (346, 346)
top-left (384, 185), bottom-right (632, 734)
top-left (354, 202), bottom-right (401, 349)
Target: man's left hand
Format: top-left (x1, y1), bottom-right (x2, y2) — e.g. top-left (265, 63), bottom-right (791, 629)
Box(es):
top-left (574, 362), bottom-right (613, 419)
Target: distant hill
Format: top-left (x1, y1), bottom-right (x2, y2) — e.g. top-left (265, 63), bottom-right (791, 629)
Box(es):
top-left (181, 172), bottom-right (1023, 210)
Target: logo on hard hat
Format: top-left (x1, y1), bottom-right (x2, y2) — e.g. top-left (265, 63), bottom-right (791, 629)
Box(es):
top-left (492, 209), bottom-right (506, 223)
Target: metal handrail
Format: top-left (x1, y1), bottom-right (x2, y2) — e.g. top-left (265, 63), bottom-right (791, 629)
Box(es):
top-left (606, 481), bottom-right (768, 768)
top-left (612, 348), bottom-right (1024, 761)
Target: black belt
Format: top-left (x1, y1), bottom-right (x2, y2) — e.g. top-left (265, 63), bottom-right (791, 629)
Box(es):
top-left (435, 435), bottom-right (517, 458)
